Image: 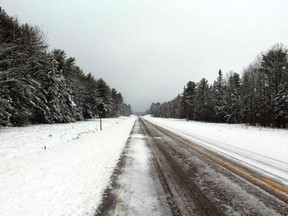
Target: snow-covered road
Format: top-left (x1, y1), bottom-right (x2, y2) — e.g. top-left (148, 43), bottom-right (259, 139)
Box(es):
top-left (98, 120), bottom-right (170, 215)
top-left (98, 118), bottom-right (288, 215)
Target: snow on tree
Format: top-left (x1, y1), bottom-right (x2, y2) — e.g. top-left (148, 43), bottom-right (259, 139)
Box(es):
top-left (148, 44), bottom-right (288, 128)
top-left (0, 7), bottom-right (131, 126)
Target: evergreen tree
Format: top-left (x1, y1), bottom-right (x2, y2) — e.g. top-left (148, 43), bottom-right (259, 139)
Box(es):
top-left (107, 88), bottom-right (123, 117)
top-left (149, 103), bottom-right (161, 117)
top-left (225, 72), bottom-right (242, 123)
top-left (96, 78), bottom-right (112, 117)
top-left (0, 7), bottom-right (131, 126)
top-left (121, 103), bottom-right (133, 116)
top-left (148, 44), bottom-right (288, 128)
top-left (213, 69), bottom-right (226, 122)
top-left (241, 65), bottom-right (257, 125)
top-left (260, 44), bottom-right (288, 127)
top-left (181, 81), bottom-right (196, 120)
top-left (194, 78), bottom-right (209, 121)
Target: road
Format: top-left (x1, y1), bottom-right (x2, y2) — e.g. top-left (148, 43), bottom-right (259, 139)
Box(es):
top-left (96, 118), bottom-right (288, 216)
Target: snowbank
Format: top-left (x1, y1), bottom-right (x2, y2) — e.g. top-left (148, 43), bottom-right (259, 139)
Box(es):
top-left (0, 116), bottom-right (136, 216)
top-left (144, 117), bottom-right (288, 184)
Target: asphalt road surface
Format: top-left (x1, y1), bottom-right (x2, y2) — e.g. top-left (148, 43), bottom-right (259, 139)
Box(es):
top-left (96, 118), bottom-right (288, 216)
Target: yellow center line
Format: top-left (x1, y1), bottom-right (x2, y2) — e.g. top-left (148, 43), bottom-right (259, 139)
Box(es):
top-left (148, 121), bottom-right (288, 199)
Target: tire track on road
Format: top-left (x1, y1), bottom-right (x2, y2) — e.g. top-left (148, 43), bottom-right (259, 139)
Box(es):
top-left (141, 118), bottom-right (223, 216)
top-left (141, 118), bottom-right (288, 215)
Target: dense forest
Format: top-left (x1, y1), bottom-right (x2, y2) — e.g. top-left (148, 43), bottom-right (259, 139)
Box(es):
top-left (149, 44), bottom-right (288, 128)
top-left (0, 8), bottom-right (132, 126)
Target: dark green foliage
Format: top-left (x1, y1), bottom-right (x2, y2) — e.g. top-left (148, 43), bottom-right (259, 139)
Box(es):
top-left (0, 8), bottom-right (131, 126)
top-left (225, 72), bottom-right (242, 123)
top-left (149, 103), bottom-right (161, 117)
top-left (122, 104), bottom-right (133, 117)
top-left (108, 88), bottom-right (124, 117)
top-left (148, 44), bottom-right (288, 128)
top-left (181, 81), bottom-right (196, 119)
top-left (213, 70), bottom-right (226, 122)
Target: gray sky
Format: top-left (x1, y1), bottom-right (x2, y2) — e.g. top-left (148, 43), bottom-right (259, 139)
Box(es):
top-left (2, 0), bottom-right (288, 111)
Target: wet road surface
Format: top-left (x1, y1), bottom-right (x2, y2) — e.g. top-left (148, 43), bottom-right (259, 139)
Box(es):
top-left (96, 118), bottom-right (288, 216)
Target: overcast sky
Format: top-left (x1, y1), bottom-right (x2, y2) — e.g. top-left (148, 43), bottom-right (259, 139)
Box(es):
top-left (2, 0), bottom-right (288, 111)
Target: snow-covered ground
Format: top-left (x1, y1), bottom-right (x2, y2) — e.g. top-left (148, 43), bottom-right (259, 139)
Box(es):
top-left (144, 116), bottom-right (288, 185)
top-left (0, 116), bottom-right (136, 216)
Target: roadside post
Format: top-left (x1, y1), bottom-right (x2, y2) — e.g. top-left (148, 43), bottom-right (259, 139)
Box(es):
top-left (99, 112), bottom-right (102, 131)
top-left (97, 103), bottom-right (105, 131)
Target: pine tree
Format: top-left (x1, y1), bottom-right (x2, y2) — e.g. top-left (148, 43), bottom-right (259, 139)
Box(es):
top-left (241, 65), bottom-right (257, 125)
top-left (96, 78), bottom-right (112, 117)
top-left (225, 72), bottom-right (242, 123)
top-left (108, 88), bottom-right (123, 117)
top-left (213, 69), bottom-right (226, 122)
top-left (181, 81), bottom-right (196, 120)
top-left (149, 103), bottom-right (161, 117)
top-left (261, 44), bottom-right (288, 127)
top-left (0, 7), bottom-right (131, 126)
top-left (195, 78), bottom-right (209, 121)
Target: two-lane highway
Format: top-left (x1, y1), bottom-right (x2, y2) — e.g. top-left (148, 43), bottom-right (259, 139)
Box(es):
top-left (96, 118), bottom-right (288, 215)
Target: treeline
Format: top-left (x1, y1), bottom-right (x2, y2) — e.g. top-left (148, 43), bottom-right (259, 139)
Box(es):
top-left (149, 44), bottom-right (288, 128)
top-left (0, 8), bottom-right (132, 126)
